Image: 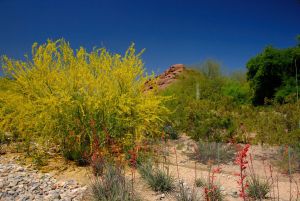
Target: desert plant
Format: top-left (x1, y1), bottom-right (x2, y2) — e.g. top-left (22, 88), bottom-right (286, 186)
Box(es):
top-left (204, 183), bottom-right (224, 201)
top-left (193, 141), bottom-right (235, 164)
top-left (31, 149), bottom-right (49, 168)
top-left (202, 166), bottom-right (224, 201)
top-left (176, 181), bottom-right (200, 201)
top-left (195, 178), bottom-right (206, 188)
top-left (90, 164), bottom-right (139, 201)
top-left (247, 176), bottom-right (270, 200)
top-left (164, 124), bottom-right (179, 140)
top-left (138, 162), bottom-right (174, 192)
top-left (275, 145), bottom-right (300, 174)
top-left (0, 39), bottom-right (169, 161)
top-left (235, 144), bottom-right (250, 200)
top-left (246, 154), bottom-right (271, 199)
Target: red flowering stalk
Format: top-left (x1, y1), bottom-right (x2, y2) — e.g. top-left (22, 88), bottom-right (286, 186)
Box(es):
top-left (174, 147), bottom-right (180, 179)
top-left (204, 165), bottom-right (222, 201)
top-left (90, 135), bottom-right (106, 176)
top-left (128, 146), bottom-right (139, 199)
top-left (235, 144), bottom-right (250, 200)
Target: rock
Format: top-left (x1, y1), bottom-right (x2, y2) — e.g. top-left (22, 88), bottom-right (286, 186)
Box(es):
top-left (0, 161), bottom-right (87, 201)
top-left (160, 193), bottom-right (165, 200)
top-left (230, 190), bottom-right (239, 198)
top-left (144, 64), bottom-right (186, 91)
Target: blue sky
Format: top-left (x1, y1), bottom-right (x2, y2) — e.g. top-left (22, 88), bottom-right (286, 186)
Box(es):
top-left (0, 0), bottom-right (299, 74)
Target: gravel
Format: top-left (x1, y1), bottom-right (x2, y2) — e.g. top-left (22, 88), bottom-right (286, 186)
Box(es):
top-left (0, 160), bottom-right (87, 201)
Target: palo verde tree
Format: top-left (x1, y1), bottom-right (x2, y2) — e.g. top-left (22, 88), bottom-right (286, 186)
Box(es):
top-left (0, 39), bottom-right (169, 162)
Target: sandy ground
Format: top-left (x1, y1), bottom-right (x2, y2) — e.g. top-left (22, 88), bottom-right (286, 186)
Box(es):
top-left (1, 135), bottom-right (300, 201)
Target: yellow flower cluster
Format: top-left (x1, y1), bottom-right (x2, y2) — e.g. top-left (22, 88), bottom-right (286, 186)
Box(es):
top-left (0, 39), bottom-right (169, 154)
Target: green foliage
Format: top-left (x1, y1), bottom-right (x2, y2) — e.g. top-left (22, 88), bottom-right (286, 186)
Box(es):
top-left (275, 145), bottom-right (300, 173)
top-left (138, 162), bottom-right (174, 192)
top-left (32, 150), bottom-right (48, 168)
top-left (246, 43), bottom-right (300, 105)
top-left (195, 59), bottom-right (222, 79)
top-left (246, 176), bottom-right (270, 199)
top-left (160, 67), bottom-right (238, 142)
top-left (160, 59), bottom-right (300, 145)
top-left (164, 124), bottom-right (179, 140)
top-left (193, 141), bottom-right (236, 164)
top-left (0, 39), bottom-right (169, 161)
top-left (204, 184), bottom-right (224, 201)
top-left (195, 178), bottom-right (206, 187)
top-left (90, 164), bottom-right (139, 201)
top-left (222, 79), bottom-right (251, 104)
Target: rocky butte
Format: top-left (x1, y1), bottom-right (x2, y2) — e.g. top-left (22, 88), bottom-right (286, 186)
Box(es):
top-left (144, 64), bottom-right (185, 91)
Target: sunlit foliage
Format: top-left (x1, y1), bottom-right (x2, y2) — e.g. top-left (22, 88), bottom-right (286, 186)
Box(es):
top-left (0, 39), bottom-right (169, 161)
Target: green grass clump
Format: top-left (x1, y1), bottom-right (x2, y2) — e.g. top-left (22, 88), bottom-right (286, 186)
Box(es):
top-left (195, 178), bottom-right (206, 188)
top-left (246, 176), bottom-right (270, 199)
top-left (91, 164), bottom-right (139, 201)
top-left (138, 162), bottom-right (174, 192)
top-left (193, 141), bottom-right (235, 164)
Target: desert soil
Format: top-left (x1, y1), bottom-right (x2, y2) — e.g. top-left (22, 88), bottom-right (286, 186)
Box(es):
top-left (1, 135), bottom-right (299, 201)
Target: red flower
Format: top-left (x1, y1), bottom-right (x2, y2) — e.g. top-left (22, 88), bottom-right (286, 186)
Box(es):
top-left (235, 144), bottom-right (250, 200)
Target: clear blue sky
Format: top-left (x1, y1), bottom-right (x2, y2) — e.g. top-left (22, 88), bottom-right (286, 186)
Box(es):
top-left (0, 0), bottom-right (299, 74)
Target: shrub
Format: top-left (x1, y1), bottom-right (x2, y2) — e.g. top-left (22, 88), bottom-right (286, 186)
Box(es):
top-left (193, 141), bottom-right (236, 164)
top-left (164, 124), bottom-right (179, 140)
top-left (0, 39), bottom-right (169, 160)
top-left (195, 178), bottom-right (206, 188)
top-left (176, 182), bottom-right (200, 201)
top-left (32, 150), bottom-right (48, 168)
top-left (247, 154), bottom-right (271, 199)
top-left (247, 176), bottom-right (270, 199)
top-left (275, 145), bottom-right (300, 174)
top-left (204, 183), bottom-right (224, 201)
top-left (138, 162), bottom-right (174, 192)
top-left (90, 164), bottom-right (139, 201)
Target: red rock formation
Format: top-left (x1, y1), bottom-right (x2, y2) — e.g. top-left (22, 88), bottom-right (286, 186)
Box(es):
top-left (144, 64), bottom-right (185, 91)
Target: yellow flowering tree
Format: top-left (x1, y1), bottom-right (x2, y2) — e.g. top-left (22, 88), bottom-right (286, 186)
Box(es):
top-left (0, 39), bottom-right (169, 161)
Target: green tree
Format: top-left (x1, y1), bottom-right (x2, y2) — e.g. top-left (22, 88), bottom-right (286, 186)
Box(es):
top-left (246, 43), bottom-right (300, 105)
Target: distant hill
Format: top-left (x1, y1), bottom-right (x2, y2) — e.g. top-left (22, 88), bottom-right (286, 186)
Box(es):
top-left (144, 64), bottom-right (186, 91)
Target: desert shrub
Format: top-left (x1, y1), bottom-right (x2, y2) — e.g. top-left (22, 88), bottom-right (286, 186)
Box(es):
top-left (0, 39), bottom-right (169, 161)
top-left (176, 182), bottom-right (200, 201)
top-left (160, 68), bottom-right (238, 142)
top-left (204, 183), bottom-right (224, 201)
top-left (195, 178), bottom-right (206, 187)
top-left (195, 176), bottom-right (223, 201)
top-left (222, 79), bottom-right (251, 104)
top-left (193, 141), bottom-right (236, 164)
top-left (164, 124), bottom-right (179, 140)
top-left (90, 164), bottom-right (139, 201)
top-left (138, 162), bottom-right (174, 192)
top-left (246, 176), bottom-right (270, 200)
top-left (246, 153), bottom-right (271, 199)
top-left (32, 150), bottom-right (49, 168)
top-left (275, 145), bottom-right (300, 173)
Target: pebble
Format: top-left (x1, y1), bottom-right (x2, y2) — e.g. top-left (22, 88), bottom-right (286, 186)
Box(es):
top-left (0, 160), bottom-right (87, 201)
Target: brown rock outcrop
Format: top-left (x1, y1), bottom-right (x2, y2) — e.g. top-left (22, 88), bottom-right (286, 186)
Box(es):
top-left (144, 64), bottom-right (185, 91)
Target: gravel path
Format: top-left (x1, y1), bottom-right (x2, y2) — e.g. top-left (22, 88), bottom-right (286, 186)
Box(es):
top-left (0, 159), bottom-right (87, 201)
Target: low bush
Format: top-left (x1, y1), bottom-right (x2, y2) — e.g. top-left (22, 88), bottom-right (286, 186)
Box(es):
top-left (275, 145), bottom-right (300, 174)
top-left (246, 176), bottom-right (270, 200)
top-left (176, 182), bottom-right (199, 201)
top-left (193, 141), bottom-right (236, 164)
top-left (0, 39), bottom-right (169, 161)
top-left (138, 162), bottom-right (174, 192)
top-left (195, 178), bottom-right (206, 188)
top-left (90, 164), bottom-right (139, 201)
